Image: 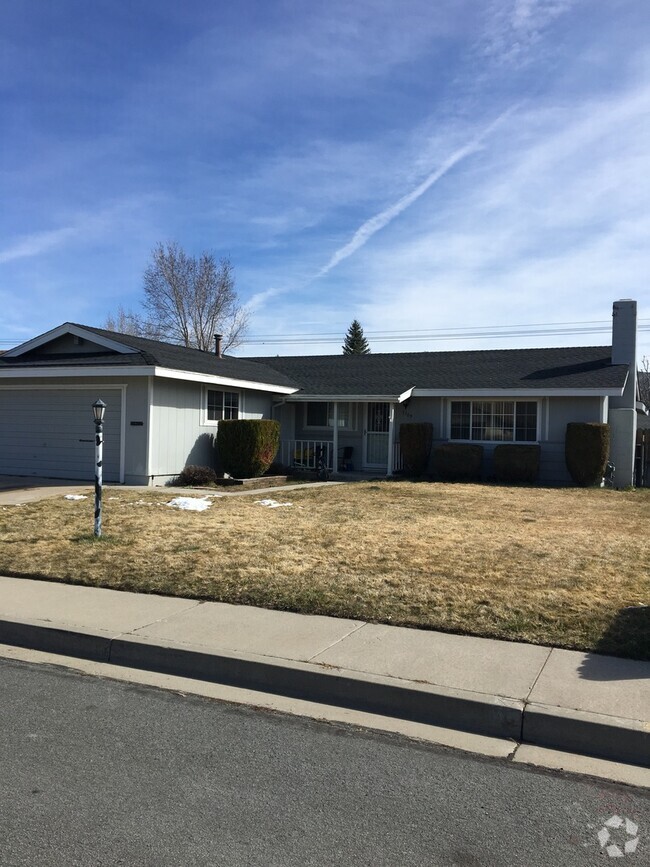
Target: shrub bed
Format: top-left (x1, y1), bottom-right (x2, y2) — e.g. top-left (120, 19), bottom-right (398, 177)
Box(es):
top-left (173, 465), bottom-right (218, 487)
top-left (565, 422), bottom-right (610, 487)
top-left (493, 444), bottom-right (540, 484)
top-left (433, 443), bottom-right (483, 482)
top-left (399, 422), bottom-right (433, 476)
top-left (217, 419), bottom-right (280, 478)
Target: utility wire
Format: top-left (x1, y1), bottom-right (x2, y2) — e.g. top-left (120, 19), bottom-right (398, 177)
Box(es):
top-left (241, 321), bottom-right (650, 346)
top-left (1, 319), bottom-right (649, 348)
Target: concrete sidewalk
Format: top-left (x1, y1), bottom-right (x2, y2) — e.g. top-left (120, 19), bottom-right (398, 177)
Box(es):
top-left (0, 575), bottom-right (648, 768)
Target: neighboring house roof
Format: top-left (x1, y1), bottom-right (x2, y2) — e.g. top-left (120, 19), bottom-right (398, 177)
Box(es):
top-left (0, 323), bottom-right (298, 391)
top-left (250, 346), bottom-right (628, 398)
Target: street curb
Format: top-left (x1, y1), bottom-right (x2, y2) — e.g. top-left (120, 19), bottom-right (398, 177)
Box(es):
top-left (1, 618), bottom-right (647, 768)
top-left (110, 635), bottom-right (523, 740)
top-left (0, 617), bottom-right (111, 663)
top-left (522, 702), bottom-right (650, 767)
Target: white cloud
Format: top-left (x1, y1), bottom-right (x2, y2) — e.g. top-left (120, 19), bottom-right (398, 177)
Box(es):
top-left (481, 0), bottom-right (576, 64)
top-left (0, 226), bottom-right (79, 264)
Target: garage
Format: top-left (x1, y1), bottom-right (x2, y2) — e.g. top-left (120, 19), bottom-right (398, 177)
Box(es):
top-left (0, 387), bottom-right (123, 482)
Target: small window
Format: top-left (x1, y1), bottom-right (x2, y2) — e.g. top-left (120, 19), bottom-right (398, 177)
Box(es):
top-left (305, 402), bottom-right (355, 430)
top-left (207, 389), bottom-right (239, 421)
top-left (306, 402), bottom-right (328, 427)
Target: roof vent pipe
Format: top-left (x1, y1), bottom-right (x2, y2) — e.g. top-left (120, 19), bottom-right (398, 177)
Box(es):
top-left (214, 334), bottom-right (223, 358)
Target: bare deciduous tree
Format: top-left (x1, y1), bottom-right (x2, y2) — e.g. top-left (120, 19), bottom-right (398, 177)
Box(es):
top-left (105, 306), bottom-right (146, 336)
top-left (105, 243), bottom-right (249, 352)
top-left (639, 356), bottom-right (650, 408)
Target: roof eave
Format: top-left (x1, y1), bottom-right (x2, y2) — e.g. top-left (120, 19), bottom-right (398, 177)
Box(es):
top-left (152, 366), bottom-right (298, 394)
top-left (285, 393), bottom-right (407, 402)
top-left (3, 323), bottom-right (140, 357)
top-left (411, 387), bottom-right (625, 397)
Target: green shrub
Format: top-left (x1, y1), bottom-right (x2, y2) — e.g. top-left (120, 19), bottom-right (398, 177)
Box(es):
top-left (399, 422), bottom-right (433, 476)
top-left (433, 443), bottom-right (483, 482)
top-left (565, 422), bottom-right (610, 487)
top-left (217, 419), bottom-right (280, 478)
top-left (492, 444), bottom-right (540, 484)
top-left (174, 465), bottom-right (218, 487)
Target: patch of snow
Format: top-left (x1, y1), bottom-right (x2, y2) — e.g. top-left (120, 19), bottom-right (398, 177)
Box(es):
top-left (64, 494), bottom-right (88, 500)
top-left (254, 499), bottom-right (293, 508)
top-left (166, 497), bottom-right (212, 512)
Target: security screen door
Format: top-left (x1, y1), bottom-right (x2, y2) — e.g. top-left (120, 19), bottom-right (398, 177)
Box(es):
top-left (363, 402), bottom-right (389, 468)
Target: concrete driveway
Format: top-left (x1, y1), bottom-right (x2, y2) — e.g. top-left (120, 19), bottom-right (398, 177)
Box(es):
top-left (0, 476), bottom-right (94, 506)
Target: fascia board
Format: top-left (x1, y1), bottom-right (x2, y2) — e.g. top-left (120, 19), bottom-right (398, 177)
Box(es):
top-left (0, 365), bottom-right (157, 378)
top-left (3, 323), bottom-right (139, 357)
top-left (0, 364), bottom-right (298, 394)
top-left (151, 366), bottom-right (298, 394)
top-left (285, 394), bottom-right (402, 402)
top-left (411, 387), bottom-right (625, 398)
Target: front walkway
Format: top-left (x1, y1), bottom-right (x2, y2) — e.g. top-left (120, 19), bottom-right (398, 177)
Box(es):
top-left (0, 474), bottom-right (343, 506)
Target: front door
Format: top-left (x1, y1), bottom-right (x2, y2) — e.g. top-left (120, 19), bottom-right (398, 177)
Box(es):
top-left (363, 402), bottom-right (390, 469)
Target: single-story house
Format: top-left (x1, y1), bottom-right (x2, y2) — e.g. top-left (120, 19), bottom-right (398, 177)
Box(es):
top-left (0, 299), bottom-right (645, 487)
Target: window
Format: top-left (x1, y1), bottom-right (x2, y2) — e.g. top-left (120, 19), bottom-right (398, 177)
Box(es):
top-left (207, 389), bottom-right (239, 421)
top-left (306, 402), bottom-right (328, 427)
top-left (304, 402), bottom-right (355, 430)
top-left (449, 400), bottom-right (537, 442)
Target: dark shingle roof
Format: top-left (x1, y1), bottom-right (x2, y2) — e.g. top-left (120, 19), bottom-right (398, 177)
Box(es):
top-left (0, 324), bottom-right (297, 389)
top-left (1, 324), bottom-right (629, 396)
top-left (249, 346), bottom-right (628, 395)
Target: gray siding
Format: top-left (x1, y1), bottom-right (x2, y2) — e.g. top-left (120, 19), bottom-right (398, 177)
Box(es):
top-left (30, 334), bottom-right (119, 355)
top-left (149, 378), bottom-right (275, 484)
top-left (121, 378), bottom-right (149, 484)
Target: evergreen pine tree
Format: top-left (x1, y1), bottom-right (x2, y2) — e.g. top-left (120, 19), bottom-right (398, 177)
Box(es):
top-left (342, 320), bottom-right (371, 354)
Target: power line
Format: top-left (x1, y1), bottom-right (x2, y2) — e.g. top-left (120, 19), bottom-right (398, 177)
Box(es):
top-left (241, 321), bottom-right (650, 346)
top-left (1, 319), bottom-right (648, 348)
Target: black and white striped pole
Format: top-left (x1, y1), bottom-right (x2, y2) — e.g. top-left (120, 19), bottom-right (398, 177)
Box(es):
top-left (92, 400), bottom-right (106, 538)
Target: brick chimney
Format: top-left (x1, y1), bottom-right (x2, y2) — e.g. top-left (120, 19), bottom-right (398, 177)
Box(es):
top-left (214, 334), bottom-right (223, 358)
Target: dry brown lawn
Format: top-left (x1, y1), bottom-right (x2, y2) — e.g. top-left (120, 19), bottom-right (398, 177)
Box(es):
top-left (1, 481), bottom-right (648, 659)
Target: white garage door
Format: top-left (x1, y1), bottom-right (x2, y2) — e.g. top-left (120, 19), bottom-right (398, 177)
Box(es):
top-left (0, 388), bottom-right (122, 482)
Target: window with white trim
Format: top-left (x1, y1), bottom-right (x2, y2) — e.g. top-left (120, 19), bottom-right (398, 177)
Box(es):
top-left (449, 400), bottom-right (538, 442)
top-left (207, 389), bottom-right (239, 422)
top-left (304, 402), bottom-right (355, 430)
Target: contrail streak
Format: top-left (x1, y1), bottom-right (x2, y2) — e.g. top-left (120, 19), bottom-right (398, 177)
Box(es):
top-left (314, 105), bottom-right (519, 280)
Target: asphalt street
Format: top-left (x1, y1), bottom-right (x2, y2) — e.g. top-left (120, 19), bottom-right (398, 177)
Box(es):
top-left (0, 657), bottom-right (647, 866)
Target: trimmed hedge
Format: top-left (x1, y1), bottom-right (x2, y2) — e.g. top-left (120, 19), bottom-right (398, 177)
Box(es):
top-left (493, 444), bottom-right (540, 484)
top-left (399, 422), bottom-right (433, 476)
top-left (565, 422), bottom-right (610, 487)
top-left (433, 443), bottom-right (483, 482)
top-left (217, 419), bottom-right (280, 478)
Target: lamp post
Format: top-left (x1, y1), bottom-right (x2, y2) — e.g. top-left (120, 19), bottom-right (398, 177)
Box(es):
top-left (92, 400), bottom-right (106, 538)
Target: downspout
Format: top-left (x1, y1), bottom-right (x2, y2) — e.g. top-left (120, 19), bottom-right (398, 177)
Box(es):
top-left (272, 399), bottom-right (288, 465)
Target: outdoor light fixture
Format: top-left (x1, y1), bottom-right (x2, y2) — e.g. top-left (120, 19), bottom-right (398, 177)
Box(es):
top-left (92, 400), bottom-right (106, 538)
top-left (92, 399), bottom-right (106, 424)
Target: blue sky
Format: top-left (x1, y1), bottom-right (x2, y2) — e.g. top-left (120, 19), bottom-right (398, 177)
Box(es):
top-left (1, 0), bottom-right (648, 358)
